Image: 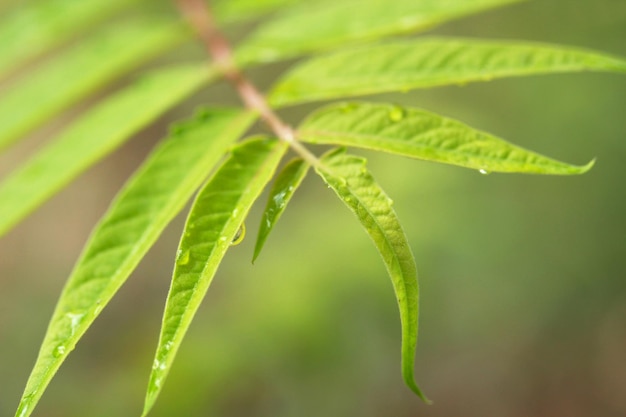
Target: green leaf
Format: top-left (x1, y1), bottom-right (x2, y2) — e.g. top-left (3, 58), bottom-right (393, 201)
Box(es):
top-left (315, 148), bottom-right (428, 402)
top-left (0, 63), bottom-right (212, 238)
top-left (298, 101), bottom-right (593, 174)
top-left (269, 37), bottom-right (626, 106)
top-left (214, 0), bottom-right (302, 23)
top-left (0, 0), bottom-right (143, 78)
top-left (142, 137), bottom-right (288, 416)
top-left (0, 18), bottom-right (188, 151)
top-left (13, 109), bottom-right (255, 417)
top-left (253, 158), bottom-right (309, 262)
top-left (235, 0), bottom-right (522, 64)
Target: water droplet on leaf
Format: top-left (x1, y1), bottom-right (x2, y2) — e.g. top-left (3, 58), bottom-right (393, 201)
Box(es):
top-left (53, 345), bottom-right (66, 357)
top-left (272, 191), bottom-right (287, 209)
top-left (65, 312), bottom-right (85, 336)
top-left (177, 249), bottom-right (190, 265)
top-left (478, 168), bottom-right (491, 175)
top-left (388, 106), bottom-right (405, 122)
top-left (231, 224), bottom-right (246, 246)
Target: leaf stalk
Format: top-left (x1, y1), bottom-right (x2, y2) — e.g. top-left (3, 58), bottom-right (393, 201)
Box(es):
top-left (175, 0), bottom-right (320, 167)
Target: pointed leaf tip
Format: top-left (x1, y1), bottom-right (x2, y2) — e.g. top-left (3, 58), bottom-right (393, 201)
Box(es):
top-left (142, 137), bottom-right (288, 415)
top-left (13, 108), bottom-right (254, 417)
top-left (315, 148), bottom-right (428, 402)
top-left (253, 158), bottom-right (309, 263)
top-left (298, 101), bottom-right (595, 175)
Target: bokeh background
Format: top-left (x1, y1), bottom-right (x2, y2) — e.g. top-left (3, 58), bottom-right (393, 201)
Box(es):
top-left (1, 0), bottom-right (625, 416)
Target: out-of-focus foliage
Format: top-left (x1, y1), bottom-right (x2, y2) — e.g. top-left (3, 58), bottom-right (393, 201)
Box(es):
top-left (1, 0), bottom-right (625, 416)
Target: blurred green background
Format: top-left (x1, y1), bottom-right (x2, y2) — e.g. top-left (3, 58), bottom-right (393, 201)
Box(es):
top-left (1, 0), bottom-right (625, 416)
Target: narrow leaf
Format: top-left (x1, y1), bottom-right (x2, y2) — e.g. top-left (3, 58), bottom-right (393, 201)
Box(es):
top-left (299, 102), bottom-right (593, 174)
top-left (236, 0), bottom-right (522, 64)
top-left (13, 109), bottom-right (255, 417)
top-left (269, 37), bottom-right (626, 106)
top-left (142, 137), bottom-right (288, 416)
top-left (315, 148), bottom-right (428, 401)
top-left (0, 63), bottom-right (213, 238)
top-left (0, 18), bottom-right (188, 151)
top-left (214, 0), bottom-right (302, 23)
top-left (0, 0), bottom-right (143, 78)
top-left (253, 158), bottom-right (309, 262)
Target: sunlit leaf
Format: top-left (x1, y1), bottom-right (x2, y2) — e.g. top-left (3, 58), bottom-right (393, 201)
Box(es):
top-left (236, 0), bottom-right (522, 64)
top-left (298, 101), bottom-right (593, 174)
top-left (142, 137), bottom-right (288, 416)
top-left (0, 63), bottom-right (213, 238)
top-left (269, 37), bottom-right (626, 106)
top-left (0, 0), bottom-right (143, 78)
top-left (315, 148), bottom-right (428, 401)
top-left (13, 108), bottom-right (254, 417)
top-left (253, 158), bottom-right (309, 262)
top-left (0, 18), bottom-right (188, 151)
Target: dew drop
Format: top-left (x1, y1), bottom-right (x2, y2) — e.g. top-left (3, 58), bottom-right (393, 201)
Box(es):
top-left (53, 345), bottom-right (66, 357)
top-left (388, 106), bottom-right (405, 122)
top-left (231, 223), bottom-right (246, 246)
top-left (272, 191), bottom-right (287, 209)
top-left (152, 359), bottom-right (166, 371)
top-left (65, 312), bottom-right (85, 336)
top-left (177, 249), bottom-right (190, 265)
top-left (478, 168), bottom-right (491, 175)
top-left (164, 341), bottom-right (174, 351)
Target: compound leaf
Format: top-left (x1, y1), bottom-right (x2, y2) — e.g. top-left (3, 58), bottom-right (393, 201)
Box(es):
top-left (315, 148), bottom-right (428, 402)
top-left (253, 158), bottom-right (309, 262)
top-left (236, 0), bottom-right (522, 64)
top-left (0, 18), bottom-right (188, 151)
top-left (13, 109), bottom-right (254, 417)
top-left (142, 137), bottom-right (288, 416)
top-left (269, 37), bottom-right (626, 106)
top-left (299, 101), bottom-right (593, 174)
top-left (0, 0), bottom-right (143, 78)
top-left (0, 63), bottom-right (213, 238)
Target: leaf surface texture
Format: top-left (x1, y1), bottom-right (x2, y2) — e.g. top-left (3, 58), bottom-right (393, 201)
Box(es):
top-left (142, 138), bottom-right (288, 415)
top-left (315, 148), bottom-right (427, 401)
top-left (270, 37), bottom-right (626, 105)
top-left (13, 109), bottom-right (254, 417)
top-left (253, 158), bottom-right (309, 262)
top-left (299, 102), bottom-right (593, 174)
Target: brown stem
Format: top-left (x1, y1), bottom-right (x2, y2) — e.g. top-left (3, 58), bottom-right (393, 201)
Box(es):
top-left (175, 0), bottom-right (319, 165)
